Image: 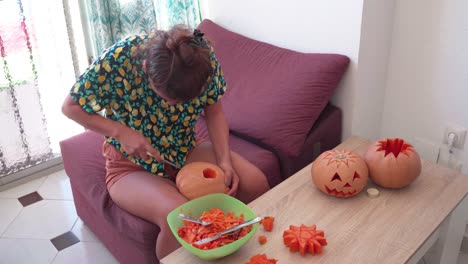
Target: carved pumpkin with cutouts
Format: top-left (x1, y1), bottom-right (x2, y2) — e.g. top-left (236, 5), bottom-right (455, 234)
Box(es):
top-left (311, 149), bottom-right (369, 198)
top-left (364, 138), bottom-right (421, 189)
top-left (176, 162), bottom-right (226, 200)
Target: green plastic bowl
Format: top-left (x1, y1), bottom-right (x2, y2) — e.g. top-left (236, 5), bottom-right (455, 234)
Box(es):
top-left (167, 193), bottom-right (258, 260)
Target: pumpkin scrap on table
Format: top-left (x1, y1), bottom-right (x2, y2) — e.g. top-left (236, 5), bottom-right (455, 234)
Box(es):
top-left (283, 224), bottom-right (327, 255)
top-left (260, 216), bottom-right (275, 231)
top-left (245, 253), bottom-right (278, 264)
top-left (258, 235), bottom-right (267, 245)
top-left (177, 208), bottom-right (252, 250)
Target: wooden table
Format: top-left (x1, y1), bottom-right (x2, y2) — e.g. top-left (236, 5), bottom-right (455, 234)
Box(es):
top-left (161, 136), bottom-right (468, 264)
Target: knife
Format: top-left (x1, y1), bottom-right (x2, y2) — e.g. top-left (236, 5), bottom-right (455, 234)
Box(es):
top-left (146, 152), bottom-right (181, 169)
top-left (194, 217), bottom-right (262, 245)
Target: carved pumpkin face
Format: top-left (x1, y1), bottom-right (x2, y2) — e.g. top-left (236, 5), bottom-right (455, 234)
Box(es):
top-left (364, 138), bottom-right (421, 189)
top-left (176, 162), bottom-right (226, 200)
top-left (311, 149), bottom-right (369, 198)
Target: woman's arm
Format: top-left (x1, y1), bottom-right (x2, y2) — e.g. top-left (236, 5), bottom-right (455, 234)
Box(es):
top-left (62, 94), bottom-right (123, 138)
top-left (204, 101), bottom-right (239, 195)
top-left (62, 94), bottom-right (161, 161)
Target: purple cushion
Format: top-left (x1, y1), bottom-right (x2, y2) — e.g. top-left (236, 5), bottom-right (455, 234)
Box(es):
top-left (195, 118), bottom-right (281, 187)
top-left (198, 19), bottom-right (350, 157)
top-left (228, 134), bottom-right (281, 187)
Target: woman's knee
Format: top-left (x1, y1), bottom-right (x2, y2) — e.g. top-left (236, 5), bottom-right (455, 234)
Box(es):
top-left (232, 154), bottom-right (269, 187)
top-left (150, 195), bottom-right (187, 226)
top-left (185, 141), bottom-right (217, 164)
top-left (235, 168), bottom-right (269, 202)
top-left (242, 173), bottom-right (270, 194)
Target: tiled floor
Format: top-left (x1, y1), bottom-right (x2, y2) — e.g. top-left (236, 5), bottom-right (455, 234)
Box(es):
top-left (0, 169), bottom-right (466, 264)
top-left (0, 170), bottom-right (118, 264)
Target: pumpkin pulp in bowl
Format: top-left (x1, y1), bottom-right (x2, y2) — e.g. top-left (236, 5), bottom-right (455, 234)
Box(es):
top-left (167, 193), bottom-right (258, 260)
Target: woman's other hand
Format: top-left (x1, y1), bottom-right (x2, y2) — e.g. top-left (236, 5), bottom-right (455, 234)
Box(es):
top-left (219, 163), bottom-right (239, 196)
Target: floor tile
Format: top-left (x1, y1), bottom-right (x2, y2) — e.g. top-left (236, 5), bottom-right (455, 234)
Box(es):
top-left (3, 200), bottom-right (77, 239)
top-left (0, 238), bottom-right (57, 264)
top-left (0, 198), bottom-right (23, 235)
top-left (72, 218), bottom-right (99, 242)
top-left (52, 242), bottom-right (118, 264)
top-left (18, 191), bottom-right (43, 207)
top-left (51, 231), bottom-right (80, 251)
top-left (0, 176), bottom-right (47, 199)
top-left (37, 170), bottom-right (73, 200)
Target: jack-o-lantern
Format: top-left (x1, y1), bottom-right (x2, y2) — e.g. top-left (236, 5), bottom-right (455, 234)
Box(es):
top-left (364, 138), bottom-right (421, 189)
top-left (311, 149), bottom-right (369, 198)
top-left (176, 162), bottom-right (226, 200)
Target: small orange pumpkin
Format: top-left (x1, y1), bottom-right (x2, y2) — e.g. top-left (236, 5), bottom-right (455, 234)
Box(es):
top-left (176, 162), bottom-right (226, 200)
top-left (311, 149), bottom-right (369, 198)
top-left (364, 138), bottom-right (421, 189)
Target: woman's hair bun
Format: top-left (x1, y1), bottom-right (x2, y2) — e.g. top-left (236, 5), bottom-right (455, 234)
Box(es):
top-left (165, 25), bottom-right (209, 67)
top-left (143, 25), bottom-right (212, 101)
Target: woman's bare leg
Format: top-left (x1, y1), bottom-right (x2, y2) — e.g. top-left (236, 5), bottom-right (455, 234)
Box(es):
top-left (108, 172), bottom-right (187, 260)
top-left (186, 141), bottom-right (270, 203)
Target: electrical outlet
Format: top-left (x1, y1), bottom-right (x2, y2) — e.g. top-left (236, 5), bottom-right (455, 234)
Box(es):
top-left (438, 144), bottom-right (464, 172)
top-left (448, 158), bottom-right (463, 172)
top-left (443, 124), bottom-right (467, 149)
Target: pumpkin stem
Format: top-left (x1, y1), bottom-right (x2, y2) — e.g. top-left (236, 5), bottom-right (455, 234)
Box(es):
top-left (203, 168), bottom-right (217, 178)
top-left (335, 153), bottom-right (347, 159)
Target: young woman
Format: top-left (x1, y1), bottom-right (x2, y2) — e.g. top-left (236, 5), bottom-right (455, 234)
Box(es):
top-left (61, 25), bottom-right (270, 259)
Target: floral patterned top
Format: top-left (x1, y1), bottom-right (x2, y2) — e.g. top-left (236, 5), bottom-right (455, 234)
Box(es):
top-left (70, 34), bottom-right (226, 177)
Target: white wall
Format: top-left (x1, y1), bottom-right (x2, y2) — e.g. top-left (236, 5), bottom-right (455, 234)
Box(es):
top-left (200, 0), bottom-right (365, 140)
top-left (381, 0), bottom-right (468, 173)
top-left (353, 0), bottom-right (395, 141)
top-left (201, 0), bottom-right (468, 173)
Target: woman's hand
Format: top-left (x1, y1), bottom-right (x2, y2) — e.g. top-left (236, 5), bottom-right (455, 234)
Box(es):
top-left (219, 163), bottom-right (239, 196)
top-left (203, 102), bottom-right (239, 195)
top-left (116, 125), bottom-right (162, 161)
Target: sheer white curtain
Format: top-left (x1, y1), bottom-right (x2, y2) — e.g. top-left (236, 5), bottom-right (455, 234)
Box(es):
top-left (0, 0), bottom-right (86, 177)
top-left (0, 0), bottom-right (202, 178)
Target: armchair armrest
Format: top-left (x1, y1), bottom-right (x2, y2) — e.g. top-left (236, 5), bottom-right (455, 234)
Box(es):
top-left (279, 104), bottom-right (342, 179)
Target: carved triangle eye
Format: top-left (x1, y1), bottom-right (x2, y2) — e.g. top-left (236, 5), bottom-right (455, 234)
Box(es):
top-left (331, 173), bottom-right (342, 181)
top-left (353, 172), bottom-right (361, 181)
